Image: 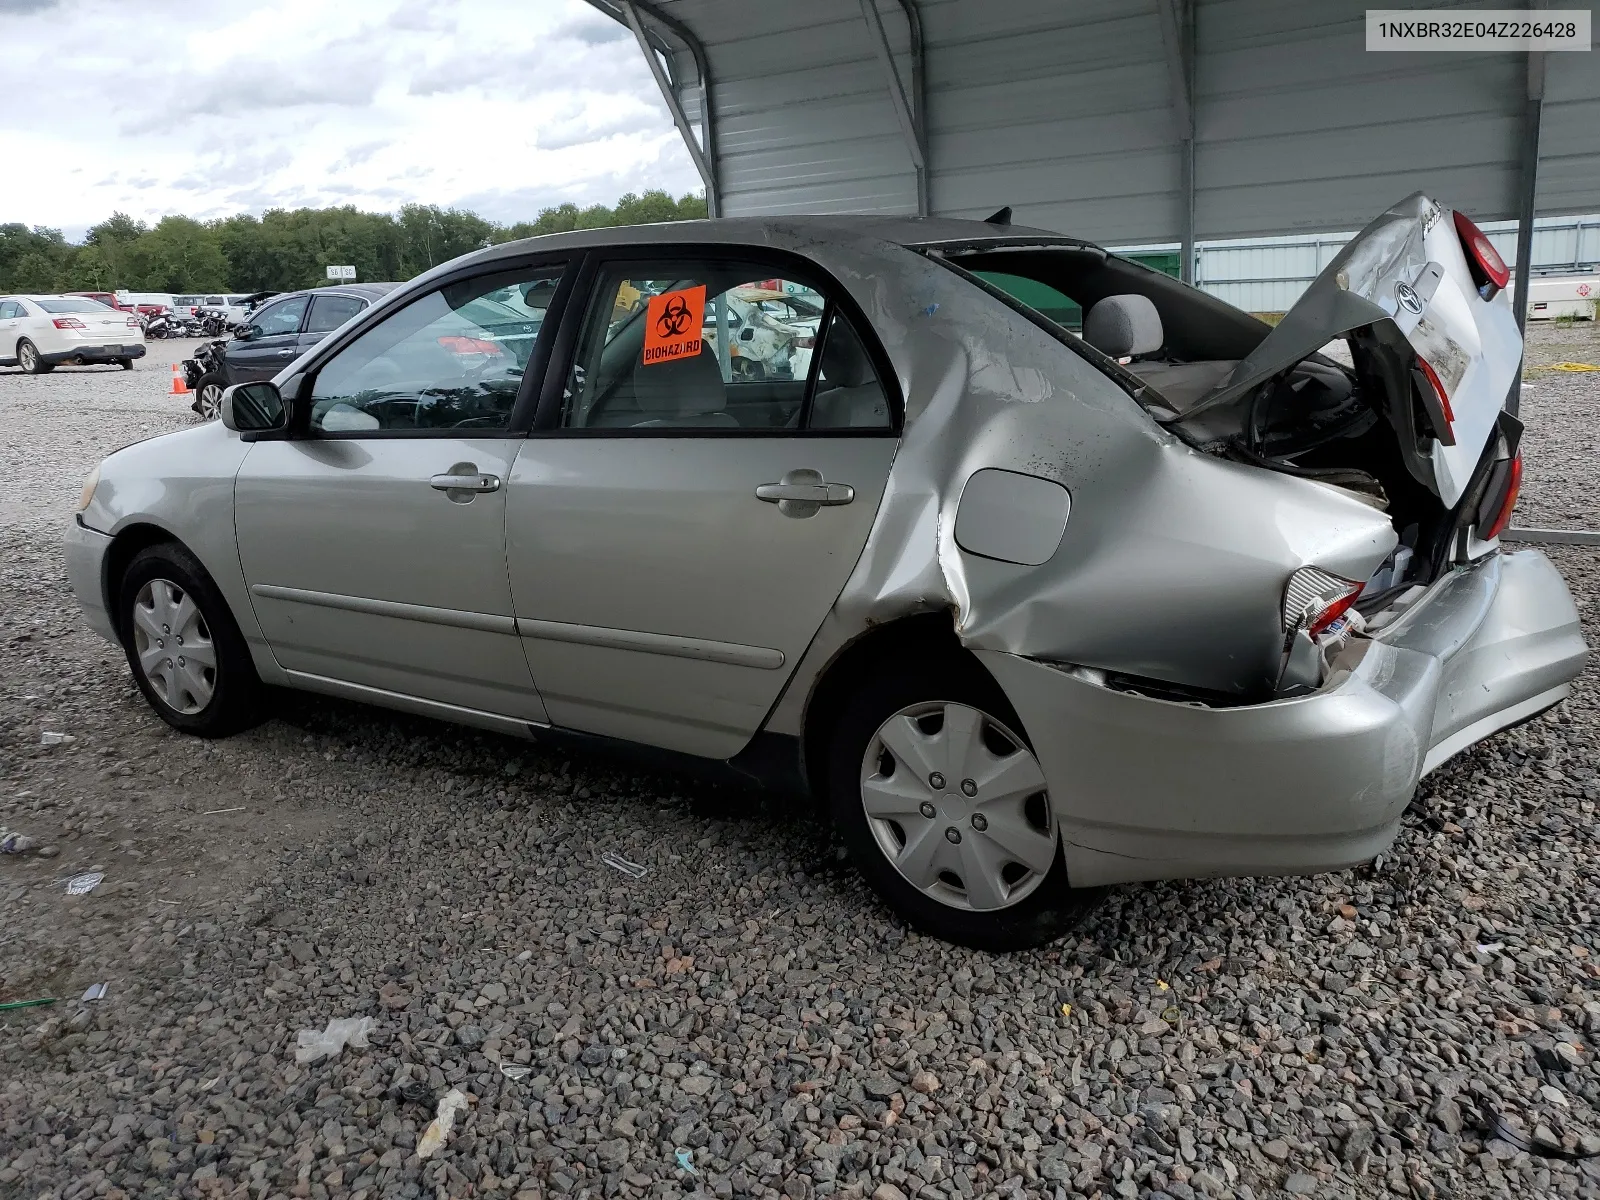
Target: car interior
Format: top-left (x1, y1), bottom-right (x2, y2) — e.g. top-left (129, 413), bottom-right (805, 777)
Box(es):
top-left (564, 268), bottom-right (892, 432)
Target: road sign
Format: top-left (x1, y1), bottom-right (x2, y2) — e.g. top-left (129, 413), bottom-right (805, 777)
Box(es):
top-left (326, 265), bottom-right (357, 281)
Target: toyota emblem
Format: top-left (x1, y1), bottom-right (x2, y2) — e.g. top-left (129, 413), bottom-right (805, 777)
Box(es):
top-left (1395, 281), bottom-right (1424, 316)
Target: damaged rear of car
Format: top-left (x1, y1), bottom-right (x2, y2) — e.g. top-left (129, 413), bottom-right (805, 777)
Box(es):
top-left (853, 192), bottom-right (1583, 923)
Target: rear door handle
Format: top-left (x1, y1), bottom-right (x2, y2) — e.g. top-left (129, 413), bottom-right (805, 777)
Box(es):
top-left (276, 349), bottom-right (295, 357)
top-left (755, 469), bottom-right (854, 518)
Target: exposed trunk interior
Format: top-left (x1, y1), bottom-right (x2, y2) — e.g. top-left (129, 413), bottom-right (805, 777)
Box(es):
top-left (929, 244), bottom-right (1509, 612)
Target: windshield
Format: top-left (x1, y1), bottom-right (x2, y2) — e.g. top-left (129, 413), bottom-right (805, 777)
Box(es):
top-left (173, 295), bottom-right (203, 305)
top-left (37, 298), bottom-right (112, 313)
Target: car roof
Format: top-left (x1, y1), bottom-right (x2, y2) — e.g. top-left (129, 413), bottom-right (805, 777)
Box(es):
top-left (463, 215), bottom-right (1082, 268)
top-left (268, 283), bottom-right (403, 303)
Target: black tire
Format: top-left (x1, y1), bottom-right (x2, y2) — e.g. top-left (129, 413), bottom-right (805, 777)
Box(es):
top-left (118, 358), bottom-right (135, 371)
top-left (117, 542), bottom-right (264, 737)
top-left (17, 339), bottom-right (52, 375)
top-left (826, 653), bottom-right (1104, 951)
top-left (193, 373), bottom-right (226, 419)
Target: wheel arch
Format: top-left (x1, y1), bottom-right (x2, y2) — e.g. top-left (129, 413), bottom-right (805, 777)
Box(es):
top-left (102, 522), bottom-right (183, 640)
top-left (799, 609), bottom-right (999, 809)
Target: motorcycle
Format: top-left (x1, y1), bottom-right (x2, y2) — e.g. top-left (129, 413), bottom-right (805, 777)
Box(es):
top-left (143, 311), bottom-right (175, 339)
top-left (196, 310), bottom-right (230, 337)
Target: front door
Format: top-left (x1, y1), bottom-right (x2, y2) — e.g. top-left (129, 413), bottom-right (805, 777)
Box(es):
top-left (227, 294), bottom-right (309, 382)
top-left (235, 263), bottom-right (570, 721)
top-left (507, 255), bottom-right (899, 758)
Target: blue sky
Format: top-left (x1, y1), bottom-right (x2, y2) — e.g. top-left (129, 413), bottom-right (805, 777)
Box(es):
top-left (0, 0), bottom-right (699, 239)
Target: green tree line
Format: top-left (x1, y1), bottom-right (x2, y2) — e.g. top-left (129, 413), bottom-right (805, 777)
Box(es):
top-left (0, 190), bottom-right (707, 295)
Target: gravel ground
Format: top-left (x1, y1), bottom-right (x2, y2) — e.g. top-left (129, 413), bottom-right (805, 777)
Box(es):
top-left (0, 331), bottom-right (1597, 1200)
top-left (1515, 322), bottom-right (1600, 531)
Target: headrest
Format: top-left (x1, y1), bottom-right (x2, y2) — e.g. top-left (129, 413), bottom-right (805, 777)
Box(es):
top-left (1084, 294), bottom-right (1163, 358)
top-left (821, 322), bottom-right (874, 388)
top-left (631, 347), bottom-right (726, 416)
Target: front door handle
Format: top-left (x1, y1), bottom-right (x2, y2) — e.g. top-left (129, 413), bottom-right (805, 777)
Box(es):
top-left (276, 348), bottom-right (295, 357)
top-left (755, 468), bottom-right (854, 518)
top-left (430, 465), bottom-right (501, 503)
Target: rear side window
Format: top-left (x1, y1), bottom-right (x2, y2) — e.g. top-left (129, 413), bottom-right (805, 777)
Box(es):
top-left (560, 261), bottom-right (891, 433)
top-left (0, 301), bottom-right (21, 319)
top-left (305, 293), bottom-right (367, 334)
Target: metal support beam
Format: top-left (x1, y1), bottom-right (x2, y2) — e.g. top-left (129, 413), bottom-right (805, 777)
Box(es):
top-left (895, 0), bottom-right (929, 215)
top-left (859, 0), bottom-right (926, 213)
top-left (1508, 48), bottom-right (1545, 416)
top-left (623, 1), bottom-right (716, 205)
top-left (1156, 0), bottom-right (1196, 282)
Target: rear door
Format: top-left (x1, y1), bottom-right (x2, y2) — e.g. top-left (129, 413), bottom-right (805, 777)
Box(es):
top-left (506, 251), bottom-right (899, 759)
top-left (1178, 193), bottom-right (1520, 506)
top-left (299, 292), bottom-right (368, 352)
top-left (227, 294), bottom-right (309, 382)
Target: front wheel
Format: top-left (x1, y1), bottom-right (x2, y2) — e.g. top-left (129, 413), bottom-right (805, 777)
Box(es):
top-left (17, 339), bottom-right (52, 374)
top-left (118, 543), bottom-right (263, 737)
top-left (193, 374), bottom-right (226, 419)
top-left (827, 656), bottom-right (1103, 951)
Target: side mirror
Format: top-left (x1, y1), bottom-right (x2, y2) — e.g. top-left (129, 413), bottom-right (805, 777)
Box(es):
top-left (221, 382), bottom-right (289, 436)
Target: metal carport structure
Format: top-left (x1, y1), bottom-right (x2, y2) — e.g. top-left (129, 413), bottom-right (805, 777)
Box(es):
top-left (586, 1), bottom-right (1598, 281)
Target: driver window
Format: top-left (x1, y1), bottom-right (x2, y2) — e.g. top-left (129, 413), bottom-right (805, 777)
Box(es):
top-left (306, 267), bottom-right (562, 435)
top-left (249, 296), bottom-right (308, 338)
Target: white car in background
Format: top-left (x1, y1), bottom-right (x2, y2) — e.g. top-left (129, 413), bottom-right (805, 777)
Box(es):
top-left (0, 295), bottom-right (146, 373)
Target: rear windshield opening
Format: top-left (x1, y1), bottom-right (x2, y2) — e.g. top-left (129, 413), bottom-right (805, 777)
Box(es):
top-left (37, 298), bottom-right (112, 313)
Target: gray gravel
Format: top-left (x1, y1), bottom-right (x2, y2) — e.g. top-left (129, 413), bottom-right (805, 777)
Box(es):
top-left (1, 333), bottom-right (1598, 1200)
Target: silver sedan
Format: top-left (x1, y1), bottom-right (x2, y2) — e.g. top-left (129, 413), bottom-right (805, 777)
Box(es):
top-left (66, 195), bottom-right (1587, 949)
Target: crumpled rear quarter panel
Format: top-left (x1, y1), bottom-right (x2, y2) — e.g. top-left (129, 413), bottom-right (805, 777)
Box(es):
top-left (765, 229), bottom-right (1398, 711)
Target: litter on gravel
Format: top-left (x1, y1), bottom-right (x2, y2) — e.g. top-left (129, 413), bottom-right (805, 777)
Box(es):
top-left (64, 872), bottom-right (103, 895)
top-left (0, 832), bottom-right (39, 854)
top-left (498, 1063), bottom-right (531, 1082)
top-left (600, 850), bottom-right (648, 878)
top-left (80, 983), bottom-right (107, 1002)
top-left (38, 731), bottom-right (73, 746)
top-left (0, 997), bottom-right (57, 1012)
top-left (293, 1015), bottom-right (374, 1064)
top-left (415, 1088), bottom-right (469, 1159)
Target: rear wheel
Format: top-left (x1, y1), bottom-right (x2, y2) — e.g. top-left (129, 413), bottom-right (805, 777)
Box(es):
top-left (827, 656), bottom-right (1103, 951)
top-left (17, 339), bottom-right (52, 374)
top-left (117, 543), bottom-right (263, 737)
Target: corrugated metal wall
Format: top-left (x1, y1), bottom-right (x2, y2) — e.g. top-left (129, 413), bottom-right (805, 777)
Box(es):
top-left (1186, 215), bottom-right (1600, 313)
top-left (629, 0), bottom-right (1600, 244)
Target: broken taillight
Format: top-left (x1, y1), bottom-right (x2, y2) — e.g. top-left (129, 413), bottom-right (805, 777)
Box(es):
top-left (1483, 452), bottom-right (1523, 541)
top-left (1283, 567), bottom-right (1364, 639)
top-left (1453, 209), bottom-right (1510, 299)
top-left (1413, 354), bottom-right (1457, 445)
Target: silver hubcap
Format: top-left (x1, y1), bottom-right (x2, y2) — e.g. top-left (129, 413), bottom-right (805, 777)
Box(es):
top-left (19, 343), bottom-right (35, 370)
top-left (131, 578), bottom-right (216, 714)
top-left (861, 701), bottom-right (1055, 912)
top-left (198, 383), bottom-right (223, 418)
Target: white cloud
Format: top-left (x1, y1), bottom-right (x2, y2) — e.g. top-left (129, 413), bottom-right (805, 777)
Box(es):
top-left (0, 0), bottom-right (700, 234)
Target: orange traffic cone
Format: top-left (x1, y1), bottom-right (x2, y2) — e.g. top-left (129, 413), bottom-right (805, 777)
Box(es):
top-left (170, 364), bottom-right (190, 395)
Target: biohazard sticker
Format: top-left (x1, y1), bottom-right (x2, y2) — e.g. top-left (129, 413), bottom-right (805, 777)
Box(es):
top-left (642, 285), bottom-right (706, 366)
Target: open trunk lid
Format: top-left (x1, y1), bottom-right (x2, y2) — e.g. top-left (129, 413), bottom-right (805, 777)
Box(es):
top-left (1172, 192), bottom-right (1521, 508)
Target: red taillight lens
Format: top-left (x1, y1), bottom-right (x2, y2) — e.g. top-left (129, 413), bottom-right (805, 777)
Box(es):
top-left (794, 336), bottom-right (814, 349)
top-left (1416, 354), bottom-right (1455, 424)
top-left (437, 335), bottom-right (502, 356)
top-left (126, 317), bottom-right (139, 328)
top-left (1283, 567), bottom-right (1364, 638)
top-left (1484, 452), bottom-right (1523, 541)
top-left (52, 317), bottom-right (86, 330)
top-left (1453, 209), bottom-right (1510, 294)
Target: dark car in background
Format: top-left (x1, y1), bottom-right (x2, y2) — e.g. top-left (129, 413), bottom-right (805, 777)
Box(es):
top-left (184, 284), bottom-right (400, 417)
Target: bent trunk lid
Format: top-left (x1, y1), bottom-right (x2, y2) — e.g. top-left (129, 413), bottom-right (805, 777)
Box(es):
top-left (1173, 192), bottom-right (1521, 507)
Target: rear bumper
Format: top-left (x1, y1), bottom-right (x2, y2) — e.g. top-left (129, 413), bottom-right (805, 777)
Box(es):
top-left (978, 549), bottom-right (1587, 887)
top-left (65, 518), bottom-right (118, 645)
top-left (42, 342), bottom-right (145, 365)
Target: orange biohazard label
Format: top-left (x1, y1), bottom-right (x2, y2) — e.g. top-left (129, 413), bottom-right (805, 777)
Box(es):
top-left (642, 285), bottom-right (706, 366)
